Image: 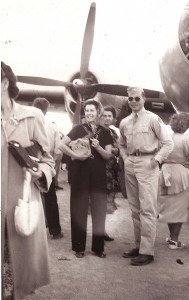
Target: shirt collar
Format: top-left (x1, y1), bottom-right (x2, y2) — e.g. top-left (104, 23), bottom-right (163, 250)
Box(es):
top-left (131, 107), bottom-right (146, 118)
top-left (11, 100), bottom-right (37, 121)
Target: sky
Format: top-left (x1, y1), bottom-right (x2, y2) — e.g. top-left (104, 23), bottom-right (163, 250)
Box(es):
top-left (1, 0), bottom-right (187, 132)
top-left (1, 0), bottom-right (187, 87)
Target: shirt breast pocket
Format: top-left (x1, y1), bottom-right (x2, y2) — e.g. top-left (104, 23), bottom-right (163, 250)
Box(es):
top-left (124, 127), bottom-right (133, 136)
top-left (136, 126), bottom-right (149, 134)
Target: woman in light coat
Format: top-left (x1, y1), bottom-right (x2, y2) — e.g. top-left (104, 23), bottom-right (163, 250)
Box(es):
top-left (1, 61), bottom-right (55, 299)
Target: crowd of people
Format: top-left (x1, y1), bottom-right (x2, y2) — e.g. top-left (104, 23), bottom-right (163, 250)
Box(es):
top-left (1, 62), bottom-right (189, 299)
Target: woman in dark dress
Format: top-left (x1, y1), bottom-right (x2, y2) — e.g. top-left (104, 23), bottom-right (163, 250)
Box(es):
top-left (59, 99), bottom-right (113, 258)
top-left (102, 105), bottom-right (120, 213)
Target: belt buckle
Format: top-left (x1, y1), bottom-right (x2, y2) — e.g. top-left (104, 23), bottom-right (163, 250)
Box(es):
top-left (135, 150), bottom-right (141, 157)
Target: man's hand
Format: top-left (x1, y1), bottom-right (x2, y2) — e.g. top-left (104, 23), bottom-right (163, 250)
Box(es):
top-left (150, 157), bottom-right (159, 168)
top-left (182, 161), bottom-right (189, 169)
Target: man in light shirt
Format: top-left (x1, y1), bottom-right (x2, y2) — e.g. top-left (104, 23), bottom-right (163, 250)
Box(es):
top-left (119, 87), bottom-right (173, 266)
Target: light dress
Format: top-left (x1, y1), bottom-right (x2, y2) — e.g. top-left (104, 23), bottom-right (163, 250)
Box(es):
top-left (158, 133), bottom-right (189, 223)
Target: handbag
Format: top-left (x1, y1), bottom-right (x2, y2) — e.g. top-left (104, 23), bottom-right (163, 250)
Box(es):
top-left (69, 137), bottom-right (91, 156)
top-left (8, 141), bottom-right (39, 172)
top-left (14, 170), bottom-right (40, 236)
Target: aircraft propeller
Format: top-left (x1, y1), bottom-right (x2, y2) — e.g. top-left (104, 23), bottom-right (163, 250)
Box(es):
top-left (73, 2), bottom-right (96, 124)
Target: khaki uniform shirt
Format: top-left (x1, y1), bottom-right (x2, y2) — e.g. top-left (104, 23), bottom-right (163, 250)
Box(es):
top-left (119, 108), bottom-right (173, 163)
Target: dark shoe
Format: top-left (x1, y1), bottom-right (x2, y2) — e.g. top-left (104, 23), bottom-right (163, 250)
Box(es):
top-left (52, 232), bottom-right (64, 239)
top-left (123, 248), bottom-right (139, 258)
top-left (130, 254), bottom-right (154, 266)
top-left (104, 233), bottom-right (114, 242)
top-left (75, 252), bottom-right (85, 258)
top-left (94, 252), bottom-right (106, 258)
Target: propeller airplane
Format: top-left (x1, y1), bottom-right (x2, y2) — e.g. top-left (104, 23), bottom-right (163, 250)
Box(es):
top-left (1, 0), bottom-right (189, 132)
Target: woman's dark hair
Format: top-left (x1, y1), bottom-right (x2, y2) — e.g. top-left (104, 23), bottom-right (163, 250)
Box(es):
top-left (1, 61), bottom-right (19, 99)
top-left (103, 105), bottom-right (117, 119)
top-left (169, 112), bottom-right (189, 133)
top-left (83, 99), bottom-right (103, 116)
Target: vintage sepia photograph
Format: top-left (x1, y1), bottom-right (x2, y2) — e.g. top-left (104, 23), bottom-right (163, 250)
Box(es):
top-left (1, 0), bottom-right (189, 299)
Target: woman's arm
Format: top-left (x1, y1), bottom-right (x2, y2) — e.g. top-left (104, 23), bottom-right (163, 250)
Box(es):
top-left (90, 138), bottom-right (112, 160)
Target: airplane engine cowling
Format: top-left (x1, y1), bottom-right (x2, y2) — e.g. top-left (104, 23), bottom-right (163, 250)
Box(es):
top-left (64, 71), bottom-right (125, 122)
top-left (159, 2), bottom-right (189, 112)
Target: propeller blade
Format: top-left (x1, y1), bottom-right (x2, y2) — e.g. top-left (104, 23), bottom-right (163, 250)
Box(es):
top-left (87, 84), bottom-right (128, 96)
top-left (17, 76), bottom-right (72, 88)
top-left (87, 84), bottom-right (161, 98)
top-left (80, 2), bottom-right (96, 79)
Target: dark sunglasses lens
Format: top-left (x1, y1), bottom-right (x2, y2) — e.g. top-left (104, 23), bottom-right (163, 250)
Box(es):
top-left (128, 97), bottom-right (141, 102)
top-left (128, 97), bottom-right (134, 102)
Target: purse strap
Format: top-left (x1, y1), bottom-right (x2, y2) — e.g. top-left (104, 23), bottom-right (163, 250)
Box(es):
top-left (23, 170), bottom-right (32, 203)
top-left (82, 124), bottom-right (101, 139)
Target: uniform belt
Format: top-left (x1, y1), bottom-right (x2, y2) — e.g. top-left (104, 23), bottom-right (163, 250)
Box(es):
top-left (130, 151), bottom-right (156, 157)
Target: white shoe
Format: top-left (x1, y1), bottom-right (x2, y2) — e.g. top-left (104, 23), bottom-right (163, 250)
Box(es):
top-left (168, 240), bottom-right (186, 250)
top-left (166, 237), bottom-right (171, 244)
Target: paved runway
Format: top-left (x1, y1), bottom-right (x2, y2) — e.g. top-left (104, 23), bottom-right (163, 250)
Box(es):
top-left (26, 169), bottom-right (189, 300)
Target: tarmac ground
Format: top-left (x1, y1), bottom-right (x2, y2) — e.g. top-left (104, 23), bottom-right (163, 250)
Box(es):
top-left (26, 169), bottom-right (189, 300)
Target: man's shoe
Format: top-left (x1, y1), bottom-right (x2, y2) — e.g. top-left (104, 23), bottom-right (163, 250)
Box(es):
top-left (122, 248), bottom-right (139, 258)
top-left (52, 232), bottom-right (64, 239)
top-left (75, 252), bottom-right (85, 258)
top-left (104, 233), bottom-right (114, 241)
top-left (130, 254), bottom-right (154, 266)
top-left (94, 251), bottom-right (106, 258)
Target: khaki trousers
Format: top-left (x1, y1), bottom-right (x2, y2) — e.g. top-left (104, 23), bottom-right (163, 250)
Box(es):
top-left (124, 155), bottom-right (160, 256)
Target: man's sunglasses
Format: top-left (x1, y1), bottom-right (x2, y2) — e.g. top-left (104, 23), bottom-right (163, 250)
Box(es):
top-left (128, 97), bottom-right (141, 102)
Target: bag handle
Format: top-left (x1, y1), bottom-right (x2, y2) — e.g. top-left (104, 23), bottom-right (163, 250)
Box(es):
top-left (23, 170), bottom-right (32, 203)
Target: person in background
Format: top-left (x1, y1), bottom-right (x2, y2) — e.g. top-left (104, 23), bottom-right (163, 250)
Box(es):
top-left (158, 112), bottom-right (189, 249)
top-left (1, 61), bottom-right (55, 299)
top-left (119, 86), bottom-right (173, 266)
top-left (59, 99), bottom-right (113, 258)
top-left (32, 97), bottom-right (63, 240)
top-left (54, 129), bottom-right (64, 190)
top-left (101, 105), bottom-right (121, 242)
top-left (102, 105), bottom-right (120, 214)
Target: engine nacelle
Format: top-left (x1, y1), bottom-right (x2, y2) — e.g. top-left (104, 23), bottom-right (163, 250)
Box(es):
top-left (159, 2), bottom-right (189, 112)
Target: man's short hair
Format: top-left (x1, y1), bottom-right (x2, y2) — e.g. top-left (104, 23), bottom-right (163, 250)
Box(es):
top-left (127, 86), bottom-right (145, 97)
top-left (32, 97), bottom-right (50, 113)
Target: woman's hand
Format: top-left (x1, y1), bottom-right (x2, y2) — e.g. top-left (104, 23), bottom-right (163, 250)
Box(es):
top-left (111, 147), bottom-right (119, 155)
top-left (24, 167), bottom-right (43, 181)
top-left (90, 138), bottom-right (100, 149)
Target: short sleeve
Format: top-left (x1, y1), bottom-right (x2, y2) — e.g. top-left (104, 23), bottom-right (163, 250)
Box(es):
top-left (67, 125), bottom-right (86, 141)
top-left (98, 127), bottom-right (113, 148)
